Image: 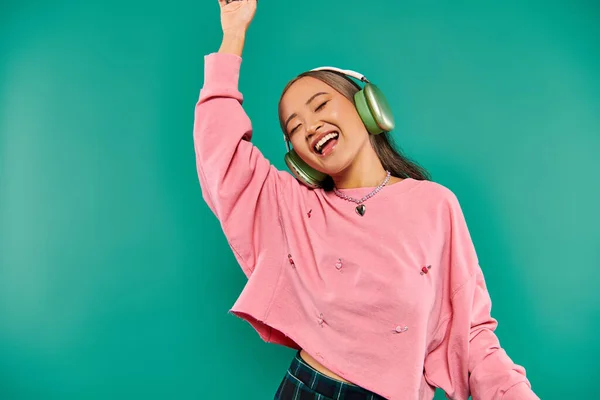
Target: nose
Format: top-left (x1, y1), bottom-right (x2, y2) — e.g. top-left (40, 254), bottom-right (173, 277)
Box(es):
top-left (306, 121), bottom-right (323, 139)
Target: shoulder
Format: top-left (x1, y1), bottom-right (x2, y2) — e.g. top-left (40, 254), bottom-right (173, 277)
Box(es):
top-left (406, 178), bottom-right (462, 211)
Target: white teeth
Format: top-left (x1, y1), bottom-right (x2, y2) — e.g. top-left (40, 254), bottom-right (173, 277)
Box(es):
top-left (314, 132), bottom-right (339, 153)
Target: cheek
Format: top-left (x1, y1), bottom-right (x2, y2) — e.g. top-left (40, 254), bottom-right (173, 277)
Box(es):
top-left (291, 137), bottom-right (312, 158)
top-left (336, 103), bottom-right (362, 129)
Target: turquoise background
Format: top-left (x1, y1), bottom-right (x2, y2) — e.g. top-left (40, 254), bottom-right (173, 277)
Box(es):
top-left (1, 0), bottom-right (599, 398)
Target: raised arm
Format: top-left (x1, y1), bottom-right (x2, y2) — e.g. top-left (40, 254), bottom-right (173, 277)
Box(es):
top-left (193, 0), bottom-right (299, 277)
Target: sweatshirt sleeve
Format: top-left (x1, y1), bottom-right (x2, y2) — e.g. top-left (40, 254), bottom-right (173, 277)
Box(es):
top-left (193, 52), bottom-right (298, 278)
top-left (423, 190), bottom-right (539, 400)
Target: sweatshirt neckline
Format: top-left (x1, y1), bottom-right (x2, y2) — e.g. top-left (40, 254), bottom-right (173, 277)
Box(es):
top-left (327, 177), bottom-right (420, 197)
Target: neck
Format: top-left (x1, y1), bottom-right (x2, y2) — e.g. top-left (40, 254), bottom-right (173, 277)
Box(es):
top-left (331, 144), bottom-right (388, 189)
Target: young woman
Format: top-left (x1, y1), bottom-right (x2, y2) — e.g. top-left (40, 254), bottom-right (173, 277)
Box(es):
top-left (193, 1), bottom-right (540, 399)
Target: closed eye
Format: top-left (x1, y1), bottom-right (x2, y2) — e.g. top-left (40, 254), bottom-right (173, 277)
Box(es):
top-left (289, 101), bottom-right (329, 135)
top-left (316, 101), bottom-right (328, 111)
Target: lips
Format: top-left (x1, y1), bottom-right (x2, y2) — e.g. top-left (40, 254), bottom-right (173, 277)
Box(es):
top-left (310, 130), bottom-right (339, 154)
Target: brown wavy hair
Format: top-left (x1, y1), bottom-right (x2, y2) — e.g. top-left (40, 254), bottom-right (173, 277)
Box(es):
top-left (278, 70), bottom-right (431, 191)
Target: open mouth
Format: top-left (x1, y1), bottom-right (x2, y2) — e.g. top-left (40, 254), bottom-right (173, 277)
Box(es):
top-left (314, 131), bottom-right (339, 155)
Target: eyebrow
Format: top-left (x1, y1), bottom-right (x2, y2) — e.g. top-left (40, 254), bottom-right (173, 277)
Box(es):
top-left (284, 92), bottom-right (329, 130)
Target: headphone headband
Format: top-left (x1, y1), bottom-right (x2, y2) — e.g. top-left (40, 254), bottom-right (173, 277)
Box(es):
top-left (309, 66), bottom-right (370, 84)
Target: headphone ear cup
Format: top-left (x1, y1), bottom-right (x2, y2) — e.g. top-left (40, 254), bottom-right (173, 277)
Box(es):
top-left (354, 83), bottom-right (395, 135)
top-left (284, 149), bottom-right (328, 189)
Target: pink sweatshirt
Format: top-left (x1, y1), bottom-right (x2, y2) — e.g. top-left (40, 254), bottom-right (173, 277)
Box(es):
top-left (193, 52), bottom-right (539, 400)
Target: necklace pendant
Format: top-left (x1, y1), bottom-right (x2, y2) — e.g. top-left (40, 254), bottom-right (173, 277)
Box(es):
top-left (356, 204), bottom-right (366, 216)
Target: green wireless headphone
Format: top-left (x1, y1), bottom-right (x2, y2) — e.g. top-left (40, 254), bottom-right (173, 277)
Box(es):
top-left (283, 66), bottom-right (395, 189)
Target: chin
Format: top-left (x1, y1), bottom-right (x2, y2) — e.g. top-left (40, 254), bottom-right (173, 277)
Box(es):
top-left (315, 158), bottom-right (352, 177)
top-left (303, 145), bottom-right (353, 176)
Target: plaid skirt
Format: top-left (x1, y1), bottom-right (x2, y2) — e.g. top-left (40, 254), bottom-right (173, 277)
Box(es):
top-left (274, 350), bottom-right (386, 400)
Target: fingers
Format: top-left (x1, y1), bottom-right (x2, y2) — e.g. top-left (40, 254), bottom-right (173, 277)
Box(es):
top-left (218, 0), bottom-right (257, 9)
top-left (219, 0), bottom-right (257, 4)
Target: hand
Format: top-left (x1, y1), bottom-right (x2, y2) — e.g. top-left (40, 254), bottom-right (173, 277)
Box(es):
top-left (218, 0), bottom-right (257, 36)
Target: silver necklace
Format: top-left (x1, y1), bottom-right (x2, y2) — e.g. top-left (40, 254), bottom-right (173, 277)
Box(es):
top-left (333, 171), bottom-right (391, 216)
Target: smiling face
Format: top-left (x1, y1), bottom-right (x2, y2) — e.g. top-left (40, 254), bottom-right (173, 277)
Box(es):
top-left (278, 76), bottom-right (372, 177)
